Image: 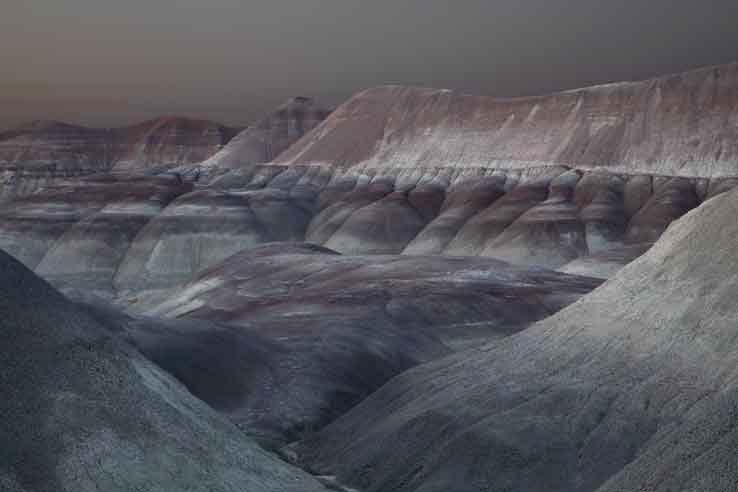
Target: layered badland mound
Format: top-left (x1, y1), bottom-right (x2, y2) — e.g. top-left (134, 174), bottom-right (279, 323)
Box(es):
top-left (1, 160), bottom-right (732, 306)
top-left (136, 242), bottom-right (598, 447)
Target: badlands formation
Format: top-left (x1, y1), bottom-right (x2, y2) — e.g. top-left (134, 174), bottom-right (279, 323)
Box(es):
top-left (2, 62), bottom-right (738, 491)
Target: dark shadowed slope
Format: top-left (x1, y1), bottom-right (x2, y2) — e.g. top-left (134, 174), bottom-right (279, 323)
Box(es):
top-left (293, 187), bottom-right (738, 492)
top-left (0, 249), bottom-right (329, 492)
top-left (277, 62), bottom-right (738, 177)
top-left (129, 243), bottom-right (599, 449)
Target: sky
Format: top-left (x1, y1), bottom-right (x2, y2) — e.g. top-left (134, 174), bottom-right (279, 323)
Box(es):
top-left (2, 0), bottom-right (738, 130)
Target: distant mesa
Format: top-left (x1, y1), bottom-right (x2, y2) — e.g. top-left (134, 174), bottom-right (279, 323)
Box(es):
top-left (0, 116), bottom-right (238, 202)
top-left (0, 97), bottom-right (332, 201)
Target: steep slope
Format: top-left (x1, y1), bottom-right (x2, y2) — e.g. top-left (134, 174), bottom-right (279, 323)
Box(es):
top-left (293, 186), bottom-right (738, 491)
top-left (198, 97), bottom-right (332, 172)
top-left (0, 249), bottom-right (329, 492)
top-left (277, 62), bottom-right (738, 177)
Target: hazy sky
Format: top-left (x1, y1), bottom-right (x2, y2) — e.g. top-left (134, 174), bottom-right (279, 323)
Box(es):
top-left (2, 0), bottom-right (738, 130)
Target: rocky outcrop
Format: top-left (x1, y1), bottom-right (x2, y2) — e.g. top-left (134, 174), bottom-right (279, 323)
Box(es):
top-left (277, 62), bottom-right (738, 177)
top-left (292, 186), bottom-right (738, 492)
top-left (0, 249), bottom-right (330, 492)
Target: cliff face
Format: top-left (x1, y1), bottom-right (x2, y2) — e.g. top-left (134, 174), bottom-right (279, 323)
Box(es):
top-left (0, 117), bottom-right (241, 201)
top-left (277, 63), bottom-right (738, 177)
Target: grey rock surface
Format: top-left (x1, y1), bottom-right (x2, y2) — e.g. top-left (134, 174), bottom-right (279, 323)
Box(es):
top-left (0, 249), bottom-right (329, 492)
top-left (293, 186), bottom-right (738, 492)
